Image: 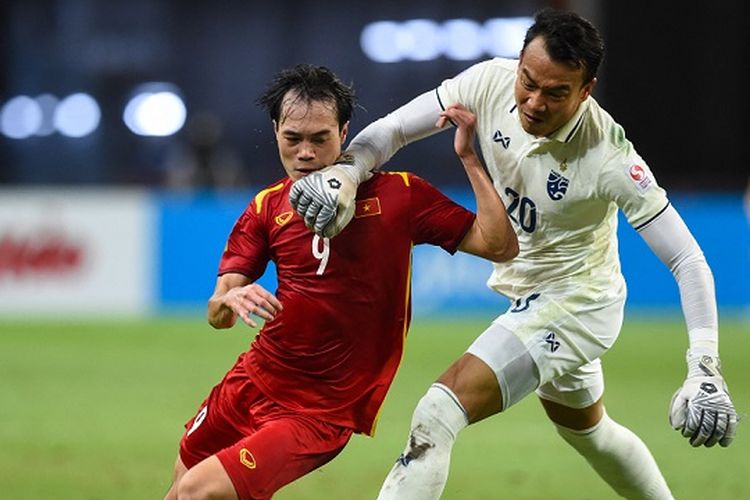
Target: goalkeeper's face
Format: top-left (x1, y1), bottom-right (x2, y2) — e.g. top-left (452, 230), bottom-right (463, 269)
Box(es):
top-left (514, 36), bottom-right (595, 138)
top-left (274, 96), bottom-right (349, 181)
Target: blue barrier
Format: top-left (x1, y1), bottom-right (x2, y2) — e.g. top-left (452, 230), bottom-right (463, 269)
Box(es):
top-left (157, 189), bottom-right (749, 316)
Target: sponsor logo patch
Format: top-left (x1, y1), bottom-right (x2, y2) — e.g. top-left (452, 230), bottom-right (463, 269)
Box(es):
top-left (626, 164), bottom-right (653, 192)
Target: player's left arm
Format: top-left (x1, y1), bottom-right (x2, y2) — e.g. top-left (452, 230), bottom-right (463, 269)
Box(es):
top-left (637, 204), bottom-right (738, 447)
top-left (440, 104), bottom-right (518, 262)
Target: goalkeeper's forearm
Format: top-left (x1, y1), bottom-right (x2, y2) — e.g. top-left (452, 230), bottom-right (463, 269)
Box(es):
top-left (344, 90), bottom-right (445, 181)
top-left (637, 204), bottom-right (718, 355)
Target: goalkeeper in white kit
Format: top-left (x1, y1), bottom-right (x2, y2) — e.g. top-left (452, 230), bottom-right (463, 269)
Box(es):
top-left (290, 7), bottom-right (738, 500)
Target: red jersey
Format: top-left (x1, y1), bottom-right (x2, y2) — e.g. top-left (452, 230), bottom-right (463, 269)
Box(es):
top-left (218, 171), bottom-right (474, 435)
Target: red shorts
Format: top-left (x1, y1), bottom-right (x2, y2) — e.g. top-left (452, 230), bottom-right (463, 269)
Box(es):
top-left (179, 354), bottom-right (353, 500)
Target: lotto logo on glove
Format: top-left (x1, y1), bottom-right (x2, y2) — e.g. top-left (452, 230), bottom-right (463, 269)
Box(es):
top-left (669, 352), bottom-right (738, 447)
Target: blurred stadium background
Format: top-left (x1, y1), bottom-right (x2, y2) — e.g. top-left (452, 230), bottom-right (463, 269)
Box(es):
top-left (1, 0), bottom-right (747, 498)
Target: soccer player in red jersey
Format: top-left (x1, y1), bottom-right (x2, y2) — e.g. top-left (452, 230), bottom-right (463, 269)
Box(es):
top-left (164, 64), bottom-right (518, 500)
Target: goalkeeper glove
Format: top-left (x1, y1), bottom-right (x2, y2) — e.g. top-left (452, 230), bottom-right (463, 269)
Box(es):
top-left (289, 160), bottom-right (369, 238)
top-left (669, 351), bottom-right (737, 447)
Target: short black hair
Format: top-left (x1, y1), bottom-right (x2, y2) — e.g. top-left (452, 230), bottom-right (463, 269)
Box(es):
top-left (522, 8), bottom-right (605, 84)
top-left (257, 64), bottom-right (355, 129)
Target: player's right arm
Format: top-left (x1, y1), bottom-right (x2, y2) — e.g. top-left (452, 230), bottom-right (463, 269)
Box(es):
top-left (207, 274), bottom-right (283, 330)
top-left (290, 90), bottom-right (445, 236)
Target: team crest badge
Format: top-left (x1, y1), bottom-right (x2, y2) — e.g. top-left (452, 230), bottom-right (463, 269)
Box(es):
top-left (546, 170), bottom-right (569, 200)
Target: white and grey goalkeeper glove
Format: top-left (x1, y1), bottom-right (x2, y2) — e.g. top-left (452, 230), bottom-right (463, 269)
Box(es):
top-left (289, 161), bottom-right (370, 238)
top-left (669, 351), bottom-right (737, 447)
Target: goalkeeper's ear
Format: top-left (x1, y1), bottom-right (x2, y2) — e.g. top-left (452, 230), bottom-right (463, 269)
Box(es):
top-left (338, 121), bottom-right (349, 145)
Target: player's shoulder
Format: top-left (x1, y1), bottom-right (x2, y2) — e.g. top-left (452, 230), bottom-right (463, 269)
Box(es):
top-left (583, 98), bottom-right (633, 151)
top-left (249, 177), bottom-right (291, 215)
top-left (367, 170), bottom-right (430, 190)
top-left (456, 57), bottom-right (517, 81)
top-left (487, 57), bottom-right (519, 72)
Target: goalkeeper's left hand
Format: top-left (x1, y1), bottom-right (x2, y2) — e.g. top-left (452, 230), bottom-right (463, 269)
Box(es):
top-left (290, 162), bottom-right (367, 238)
top-left (669, 351), bottom-right (738, 447)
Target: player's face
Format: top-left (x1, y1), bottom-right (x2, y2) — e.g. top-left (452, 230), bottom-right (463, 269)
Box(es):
top-left (274, 94), bottom-right (348, 181)
top-left (514, 36), bottom-right (595, 137)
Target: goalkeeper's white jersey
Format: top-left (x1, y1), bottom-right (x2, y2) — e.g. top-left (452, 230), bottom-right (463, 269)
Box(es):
top-left (438, 58), bottom-right (669, 300)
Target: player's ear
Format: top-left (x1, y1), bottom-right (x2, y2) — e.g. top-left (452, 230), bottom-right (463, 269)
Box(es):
top-left (580, 77), bottom-right (597, 101)
top-left (339, 121), bottom-right (349, 144)
top-left (272, 119), bottom-right (279, 134)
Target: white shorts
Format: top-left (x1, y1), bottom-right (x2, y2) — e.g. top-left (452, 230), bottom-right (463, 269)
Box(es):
top-left (466, 287), bottom-right (625, 410)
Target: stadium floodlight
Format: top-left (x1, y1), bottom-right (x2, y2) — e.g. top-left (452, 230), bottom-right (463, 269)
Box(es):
top-left (443, 19), bottom-right (484, 61)
top-left (34, 94), bottom-right (59, 137)
top-left (400, 19), bottom-right (443, 61)
top-left (0, 95), bottom-right (43, 139)
top-left (483, 17), bottom-right (531, 58)
top-left (53, 92), bottom-right (101, 138)
top-left (123, 83), bottom-right (186, 137)
top-left (360, 16), bottom-right (533, 63)
top-left (360, 21), bottom-right (402, 63)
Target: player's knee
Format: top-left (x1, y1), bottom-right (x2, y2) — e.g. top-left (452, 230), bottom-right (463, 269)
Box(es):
top-left (554, 411), bottom-right (615, 455)
top-left (541, 397), bottom-right (604, 431)
top-left (175, 471), bottom-right (206, 500)
top-left (176, 468), bottom-right (234, 500)
top-left (163, 483), bottom-right (178, 500)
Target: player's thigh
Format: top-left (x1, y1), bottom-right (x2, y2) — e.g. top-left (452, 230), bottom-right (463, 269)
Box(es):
top-left (216, 415), bottom-right (352, 499)
top-left (467, 290), bottom-right (623, 411)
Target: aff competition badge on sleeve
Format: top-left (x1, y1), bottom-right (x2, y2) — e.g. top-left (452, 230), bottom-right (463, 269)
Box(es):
top-left (625, 164), bottom-right (653, 193)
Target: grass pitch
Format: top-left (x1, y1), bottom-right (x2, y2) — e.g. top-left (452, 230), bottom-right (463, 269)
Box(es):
top-left (0, 315), bottom-right (747, 499)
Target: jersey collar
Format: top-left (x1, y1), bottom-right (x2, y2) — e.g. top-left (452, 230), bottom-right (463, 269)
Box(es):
top-left (548, 98), bottom-right (589, 144)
